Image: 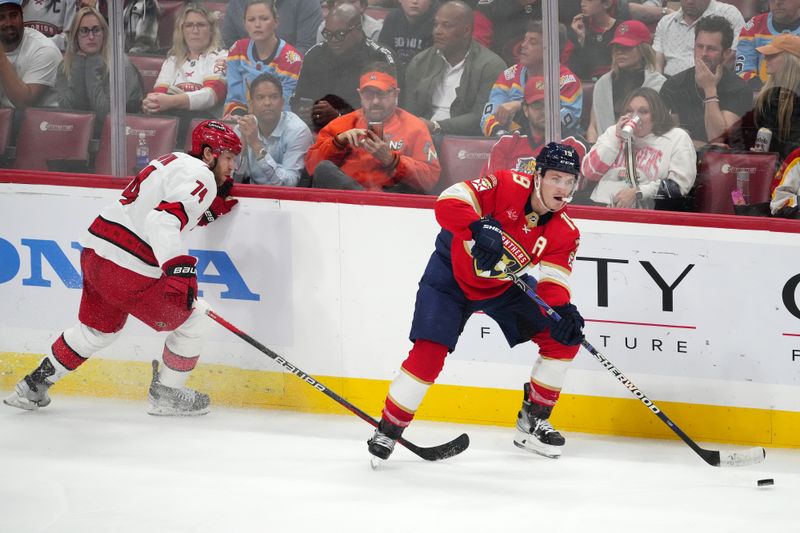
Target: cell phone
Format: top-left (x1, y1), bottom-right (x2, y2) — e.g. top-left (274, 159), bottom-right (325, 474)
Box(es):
top-left (367, 121), bottom-right (384, 140)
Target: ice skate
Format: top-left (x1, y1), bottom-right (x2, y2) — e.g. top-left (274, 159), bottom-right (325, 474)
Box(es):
top-left (3, 359), bottom-right (55, 411)
top-left (368, 418), bottom-right (404, 467)
top-left (513, 382), bottom-right (565, 459)
top-left (147, 360), bottom-right (210, 416)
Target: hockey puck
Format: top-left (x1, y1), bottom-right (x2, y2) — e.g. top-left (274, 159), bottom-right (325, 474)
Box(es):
top-left (757, 478), bottom-right (774, 487)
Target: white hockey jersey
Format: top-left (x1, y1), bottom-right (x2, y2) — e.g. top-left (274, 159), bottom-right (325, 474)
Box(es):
top-left (152, 49), bottom-right (228, 111)
top-left (81, 152), bottom-right (217, 279)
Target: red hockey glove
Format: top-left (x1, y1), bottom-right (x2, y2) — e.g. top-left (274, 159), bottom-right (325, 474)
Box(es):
top-left (198, 178), bottom-right (238, 226)
top-left (162, 255), bottom-right (198, 310)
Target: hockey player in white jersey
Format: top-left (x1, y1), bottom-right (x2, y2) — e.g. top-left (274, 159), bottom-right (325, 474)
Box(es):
top-left (4, 119), bottom-right (242, 416)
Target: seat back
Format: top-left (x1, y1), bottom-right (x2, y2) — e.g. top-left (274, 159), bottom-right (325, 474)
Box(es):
top-left (435, 135), bottom-right (497, 194)
top-left (0, 107), bottom-right (13, 158)
top-left (695, 150), bottom-right (779, 214)
top-left (13, 108), bottom-right (95, 170)
top-left (95, 114), bottom-right (179, 176)
top-left (129, 54), bottom-right (166, 94)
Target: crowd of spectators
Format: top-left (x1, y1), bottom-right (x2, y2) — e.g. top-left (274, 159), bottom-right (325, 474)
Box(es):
top-left (3, 0), bottom-right (800, 217)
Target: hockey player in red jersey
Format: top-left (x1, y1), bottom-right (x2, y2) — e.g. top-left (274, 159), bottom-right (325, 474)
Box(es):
top-left (368, 142), bottom-right (585, 463)
top-left (4, 120), bottom-right (242, 416)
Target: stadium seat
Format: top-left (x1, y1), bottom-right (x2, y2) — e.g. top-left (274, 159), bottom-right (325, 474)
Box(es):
top-left (94, 114), bottom-right (179, 176)
top-left (0, 107), bottom-right (13, 160)
top-left (183, 117), bottom-right (207, 152)
top-left (13, 108), bottom-right (95, 171)
top-left (694, 149), bottom-right (779, 215)
top-left (435, 135), bottom-right (497, 194)
top-left (129, 54), bottom-right (166, 95)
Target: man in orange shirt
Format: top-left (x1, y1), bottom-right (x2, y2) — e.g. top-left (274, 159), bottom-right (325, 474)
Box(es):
top-left (305, 64), bottom-right (441, 194)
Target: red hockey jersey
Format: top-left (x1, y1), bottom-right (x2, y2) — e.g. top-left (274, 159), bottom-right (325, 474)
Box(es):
top-left (435, 169), bottom-right (580, 306)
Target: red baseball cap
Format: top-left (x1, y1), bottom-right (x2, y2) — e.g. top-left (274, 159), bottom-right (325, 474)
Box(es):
top-left (524, 76), bottom-right (545, 104)
top-left (609, 20), bottom-right (652, 47)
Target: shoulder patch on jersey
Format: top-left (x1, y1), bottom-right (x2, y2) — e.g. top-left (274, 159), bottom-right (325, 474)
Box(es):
top-left (514, 157), bottom-right (537, 175)
top-left (470, 175), bottom-right (497, 191)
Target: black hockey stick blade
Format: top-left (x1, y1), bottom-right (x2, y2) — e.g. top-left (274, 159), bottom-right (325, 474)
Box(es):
top-left (399, 432), bottom-right (470, 461)
top-left (206, 309), bottom-right (470, 461)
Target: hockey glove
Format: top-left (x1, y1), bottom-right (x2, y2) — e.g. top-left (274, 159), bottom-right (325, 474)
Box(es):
top-left (549, 303), bottom-right (585, 346)
top-left (469, 216), bottom-right (504, 271)
top-left (198, 178), bottom-right (238, 226)
top-left (162, 255), bottom-right (198, 310)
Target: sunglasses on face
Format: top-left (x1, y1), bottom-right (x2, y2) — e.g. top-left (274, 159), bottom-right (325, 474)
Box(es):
top-left (321, 24), bottom-right (361, 42)
top-left (78, 26), bottom-right (103, 37)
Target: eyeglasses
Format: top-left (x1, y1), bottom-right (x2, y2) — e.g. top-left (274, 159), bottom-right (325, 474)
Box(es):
top-left (78, 26), bottom-right (103, 37)
top-left (321, 24), bottom-right (361, 42)
top-left (183, 21), bottom-right (210, 31)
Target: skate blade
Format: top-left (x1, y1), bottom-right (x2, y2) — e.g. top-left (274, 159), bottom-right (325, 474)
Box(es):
top-left (147, 404), bottom-right (210, 417)
top-left (370, 455), bottom-right (385, 470)
top-left (513, 431), bottom-right (562, 459)
top-left (3, 394), bottom-right (39, 411)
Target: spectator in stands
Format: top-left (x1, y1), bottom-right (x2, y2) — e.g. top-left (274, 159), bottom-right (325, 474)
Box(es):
top-left (474, 0), bottom-right (582, 65)
top-left (377, 0), bottom-right (437, 79)
top-left (481, 21), bottom-right (582, 138)
top-left (123, 0), bottom-right (160, 54)
top-left (293, 3), bottom-right (395, 130)
top-left (586, 20), bottom-right (665, 142)
top-left (582, 87), bottom-right (696, 209)
top-left (232, 72), bottom-right (313, 185)
top-left (736, 0), bottom-right (800, 87)
top-left (615, 0), bottom-right (673, 25)
top-left (55, 6), bottom-right (144, 128)
top-left (770, 146), bottom-right (800, 216)
top-left (23, 0), bottom-right (77, 52)
top-left (222, 0), bottom-right (323, 54)
top-left (484, 75), bottom-right (589, 176)
top-left (567, 0), bottom-right (620, 81)
top-left (306, 63), bottom-right (441, 193)
top-left (660, 16), bottom-right (751, 148)
top-left (653, 0), bottom-right (744, 77)
top-left (223, 0), bottom-right (303, 117)
top-left (749, 34), bottom-right (800, 160)
top-left (317, 0), bottom-right (382, 43)
top-left (0, 0), bottom-right (62, 109)
top-left (141, 3), bottom-right (227, 141)
top-left (402, 0), bottom-right (505, 137)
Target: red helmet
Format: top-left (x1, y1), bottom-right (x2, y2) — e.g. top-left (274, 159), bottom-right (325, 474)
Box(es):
top-left (190, 119), bottom-right (242, 157)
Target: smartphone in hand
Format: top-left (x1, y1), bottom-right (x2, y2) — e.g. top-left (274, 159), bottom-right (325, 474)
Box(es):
top-left (367, 121), bottom-right (384, 140)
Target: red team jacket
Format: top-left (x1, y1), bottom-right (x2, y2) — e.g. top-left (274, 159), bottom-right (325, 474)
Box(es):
top-left (435, 169), bottom-right (580, 307)
top-left (483, 132), bottom-right (589, 176)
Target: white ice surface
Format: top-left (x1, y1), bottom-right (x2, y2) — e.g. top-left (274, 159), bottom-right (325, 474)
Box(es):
top-left (0, 396), bottom-right (797, 533)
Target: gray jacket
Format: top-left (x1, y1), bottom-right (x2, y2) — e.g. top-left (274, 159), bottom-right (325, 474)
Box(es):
top-left (402, 40), bottom-right (506, 136)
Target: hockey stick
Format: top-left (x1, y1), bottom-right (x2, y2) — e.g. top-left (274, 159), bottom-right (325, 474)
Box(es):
top-left (501, 269), bottom-right (766, 468)
top-left (205, 309), bottom-right (469, 461)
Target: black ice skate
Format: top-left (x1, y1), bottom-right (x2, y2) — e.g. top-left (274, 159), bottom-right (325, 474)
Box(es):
top-left (513, 382), bottom-right (565, 458)
top-left (3, 358), bottom-right (56, 411)
top-left (147, 360), bottom-right (210, 416)
top-left (368, 418), bottom-right (405, 467)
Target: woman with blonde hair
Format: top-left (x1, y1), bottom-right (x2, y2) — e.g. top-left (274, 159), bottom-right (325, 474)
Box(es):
top-left (752, 34), bottom-right (800, 161)
top-left (582, 87), bottom-right (696, 209)
top-left (55, 6), bottom-right (144, 129)
top-left (142, 3), bottom-right (228, 123)
top-left (586, 20), bottom-right (666, 142)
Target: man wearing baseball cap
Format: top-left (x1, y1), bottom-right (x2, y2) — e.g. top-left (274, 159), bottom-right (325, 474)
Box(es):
top-left (305, 63), bottom-right (441, 194)
top-left (484, 76), bottom-right (588, 181)
top-left (0, 0), bottom-right (61, 109)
